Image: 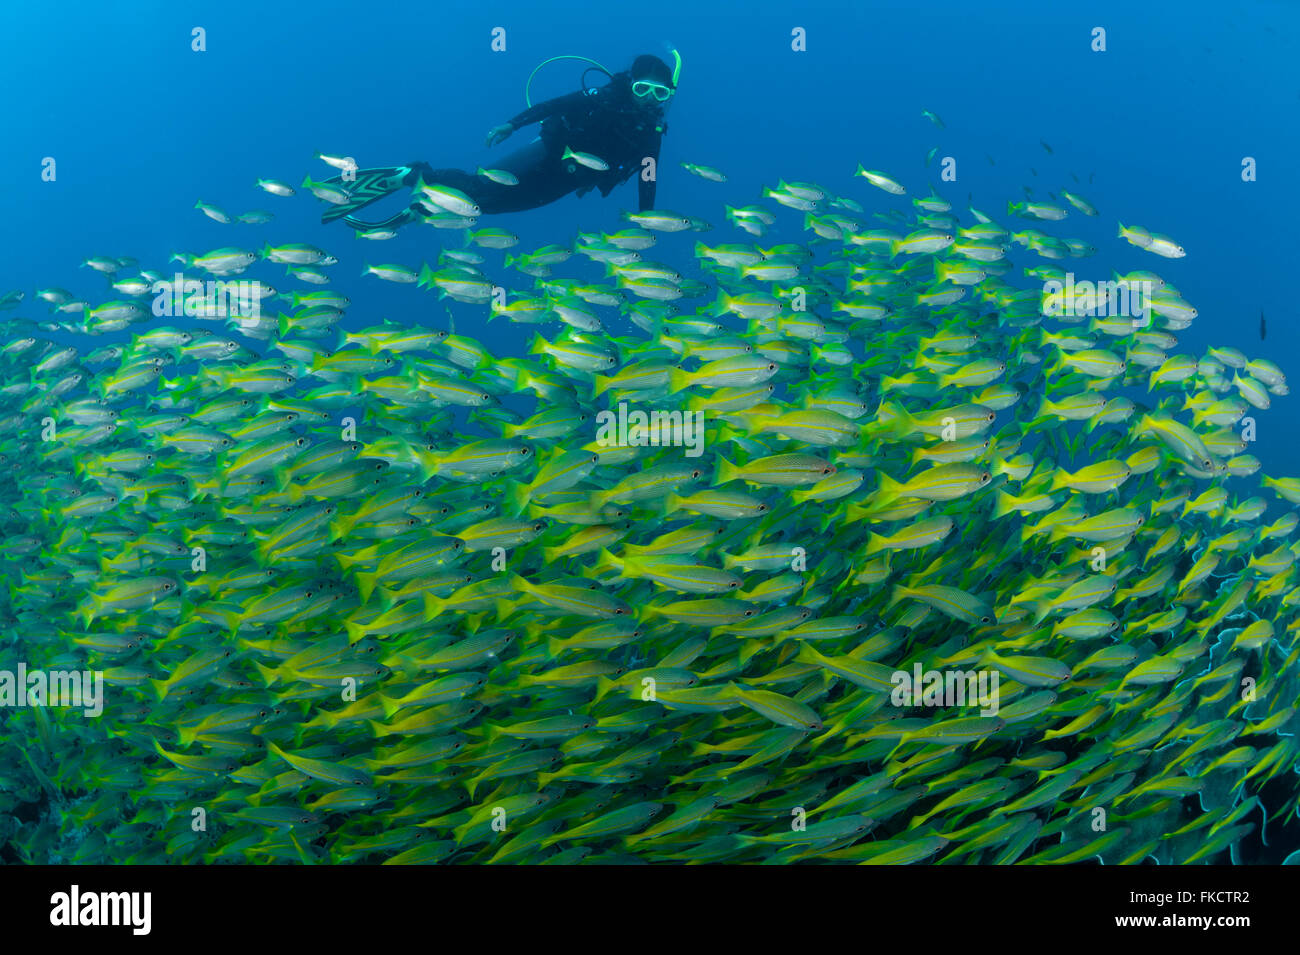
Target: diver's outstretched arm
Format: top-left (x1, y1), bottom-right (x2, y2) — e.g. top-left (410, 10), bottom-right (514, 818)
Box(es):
top-left (504, 89), bottom-right (593, 132)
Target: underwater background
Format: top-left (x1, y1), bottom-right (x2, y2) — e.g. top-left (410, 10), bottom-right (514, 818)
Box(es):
top-left (1, 0), bottom-right (1299, 863)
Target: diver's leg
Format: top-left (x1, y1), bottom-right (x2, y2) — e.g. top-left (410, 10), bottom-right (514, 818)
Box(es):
top-left (360, 161), bottom-right (528, 221)
top-left (470, 138), bottom-right (581, 214)
top-left (341, 139), bottom-right (575, 226)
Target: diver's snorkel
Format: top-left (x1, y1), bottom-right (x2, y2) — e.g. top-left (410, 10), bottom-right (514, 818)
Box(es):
top-left (661, 46), bottom-right (681, 115)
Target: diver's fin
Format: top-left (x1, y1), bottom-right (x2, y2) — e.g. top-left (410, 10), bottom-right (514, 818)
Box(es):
top-left (320, 165), bottom-right (417, 223)
top-left (341, 203), bottom-right (429, 232)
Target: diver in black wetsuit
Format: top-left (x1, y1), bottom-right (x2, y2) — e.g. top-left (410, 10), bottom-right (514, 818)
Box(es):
top-left (322, 51), bottom-right (679, 230)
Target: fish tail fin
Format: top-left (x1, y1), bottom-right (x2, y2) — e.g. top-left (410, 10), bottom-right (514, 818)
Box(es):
top-left (593, 674), bottom-right (618, 703)
top-left (354, 571), bottom-right (378, 604)
top-left (328, 512), bottom-right (354, 542)
top-left (661, 492), bottom-right (685, 518)
top-left (422, 592), bottom-right (447, 620)
top-left (875, 471), bottom-right (904, 505)
top-left (713, 454), bottom-right (740, 486)
top-left (253, 660), bottom-right (279, 687)
top-left (710, 290), bottom-right (732, 318)
top-left (1044, 345), bottom-right (1065, 378)
top-left (77, 598), bottom-right (98, 630)
top-left (592, 547), bottom-right (622, 579)
top-left (793, 642), bottom-right (821, 665)
top-left (271, 464), bottom-right (293, 494)
top-left (667, 367), bottom-right (692, 394)
top-left (880, 373), bottom-right (906, 396)
top-left (502, 479), bottom-right (530, 517)
top-left (879, 399), bottom-right (917, 438)
top-left (411, 443), bottom-right (441, 483)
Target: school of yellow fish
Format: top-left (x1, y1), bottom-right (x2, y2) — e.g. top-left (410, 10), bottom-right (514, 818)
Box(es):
top-left (1, 157), bottom-right (1298, 865)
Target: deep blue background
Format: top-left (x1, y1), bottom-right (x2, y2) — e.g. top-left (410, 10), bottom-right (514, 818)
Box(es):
top-left (2, 0), bottom-right (1297, 462)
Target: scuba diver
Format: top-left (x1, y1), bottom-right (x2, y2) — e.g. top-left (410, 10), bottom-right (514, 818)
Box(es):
top-left (320, 49), bottom-right (681, 230)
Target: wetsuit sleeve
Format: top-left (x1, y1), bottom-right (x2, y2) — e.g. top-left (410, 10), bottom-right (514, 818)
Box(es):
top-left (506, 90), bottom-right (592, 129)
top-left (638, 127), bottom-right (664, 212)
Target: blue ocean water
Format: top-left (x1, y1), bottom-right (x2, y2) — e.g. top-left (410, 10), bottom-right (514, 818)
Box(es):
top-left (3, 0), bottom-right (1296, 441)
top-left (2, 0), bottom-right (1299, 865)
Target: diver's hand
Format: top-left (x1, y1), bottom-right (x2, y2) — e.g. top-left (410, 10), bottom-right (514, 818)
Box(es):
top-left (486, 123), bottom-right (514, 147)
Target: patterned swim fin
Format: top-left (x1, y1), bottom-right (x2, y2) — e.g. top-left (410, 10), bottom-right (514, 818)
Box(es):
top-left (319, 165), bottom-right (417, 224)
